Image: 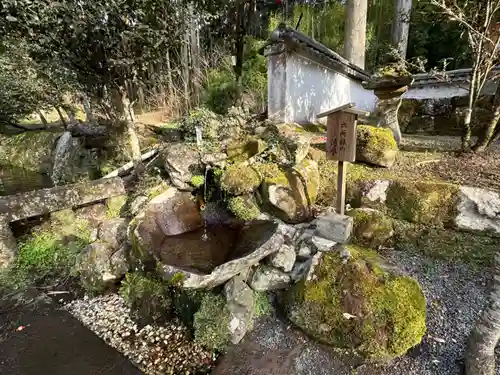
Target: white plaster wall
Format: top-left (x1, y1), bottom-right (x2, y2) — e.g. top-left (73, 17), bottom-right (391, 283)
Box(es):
top-left (268, 51), bottom-right (378, 124)
top-left (285, 53), bottom-right (377, 123)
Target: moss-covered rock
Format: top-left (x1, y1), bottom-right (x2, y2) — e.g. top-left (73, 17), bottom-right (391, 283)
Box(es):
top-left (226, 137), bottom-right (267, 162)
top-left (385, 181), bottom-right (459, 225)
top-left (227, 195), bottom-right (261, 221)
top-left (283, 247), bottom-right (426, 361)
top-left (220, 164), bottom-right (261, 195)
top-left (260, 160), bottom-right (319, 223)
top-left (356, 125), bottom-right (398, 168)
top-left (348, 208), bottom-right (394, 248)
top-left (253, 162), bottom-right (289, 186)
top-left (194, 293), bottom-right (231, 352)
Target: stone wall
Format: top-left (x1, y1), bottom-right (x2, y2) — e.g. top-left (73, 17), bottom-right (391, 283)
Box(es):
top-left (398, 97), bottom-right (492, 136)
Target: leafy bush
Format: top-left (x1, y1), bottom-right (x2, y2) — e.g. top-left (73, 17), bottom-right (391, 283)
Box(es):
top-left (253, 291), bottom-right (272, 318)
top-left (178, 107), bottom-right (222, 142)
top-left (202, 66), bottom-right (239, 114)
top-left (119, 272), bottom-right (173, 324)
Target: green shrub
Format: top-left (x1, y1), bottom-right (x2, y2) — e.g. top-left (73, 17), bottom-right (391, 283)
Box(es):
top-left (190, 175), bottom-right (205, 188)
top-left (119, 272), bottom-right (173, 324)
top-left (193, 293), bottom-right (231, 352)
top-left (202, 64), bottom-right (239, 114)
top-left (173, 289), bottom-right (208, 330)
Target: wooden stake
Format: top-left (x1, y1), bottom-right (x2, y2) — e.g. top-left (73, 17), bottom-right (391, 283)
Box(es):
top-left (337, 160), bottom-right (347, 215)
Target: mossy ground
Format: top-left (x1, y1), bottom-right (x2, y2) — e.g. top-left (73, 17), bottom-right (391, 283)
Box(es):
top-left (193, 293), bottom-right (231, 352)
top-left (390, 221), bottom-right (500, 268)
top-left (285, 247), bottom-right (426, 361)
top-left (106, 195), bottom-right (127, 218)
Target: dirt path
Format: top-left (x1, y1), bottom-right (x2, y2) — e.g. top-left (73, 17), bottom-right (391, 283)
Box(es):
top-left (0, 296), bottom-right (143, 375)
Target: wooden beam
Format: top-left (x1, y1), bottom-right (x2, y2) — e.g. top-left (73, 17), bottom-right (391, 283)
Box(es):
top-left (0, 177), bottom-right (126, 222)
top-left (316, 103), bottom-right (355, 119)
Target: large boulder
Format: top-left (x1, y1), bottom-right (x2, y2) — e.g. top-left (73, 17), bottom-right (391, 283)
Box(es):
top-left (356, 125), bottom-right (398, 168)
top-left (282, 246), bottom-right (426, 361)
top-left (226, 137), bottom-right (267, 163)
top-left (455, 186), bottom-right (500, 236)
top-left (163, 143), bottom-right (203, 190)
top-left (221, 165), bottom-right (261, 195)
top-left (260, 160), bottom-right (319, 223)
top-left (98, 218), bottom-right (129, 249)
top-left (262, 123), bottom-right (312, 165)
top-left (76, 242), bottom-right (129, 293)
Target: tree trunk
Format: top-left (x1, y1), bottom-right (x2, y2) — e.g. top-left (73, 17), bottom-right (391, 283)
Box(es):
top-left (112, 86), bottom-right (143, 175)
top-left (82, 94), bottom-right (94, 123)
top-left (466, 252), bottom-right (500, 375)
top-left (234, 1), bottom-right (246, 83)
top-left (55, 106), bottom-right (67, 127)
top-left (166, 49), bottom-right (173, 98)
top-left (189, 4), bottom-right (201, 106)
top-left (391, 0), bottom-right (412, 59)
top-left (181, 31), bottom-right (191, 111)
top-left (343, 0), bottom-right (368, 69)
top-left (39, 111), bottom-right (48, 127)
top-left (473, 82), bottom-right (500, 152)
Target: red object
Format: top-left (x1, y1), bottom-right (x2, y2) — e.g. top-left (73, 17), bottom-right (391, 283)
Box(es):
top-left (276, 0), bottom-right (282, 4)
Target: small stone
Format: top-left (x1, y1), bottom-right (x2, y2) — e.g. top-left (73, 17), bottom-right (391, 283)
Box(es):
top-left (250, 265), bottom-right (291, 291)
top-left (311, 236), bottom-right (336, 252)
top-left (315, 213), bottom-right (353, 243)
top-left (266, 244), bottom-right (296, 272)
top-left (297, 244), bottom-right (312, 259)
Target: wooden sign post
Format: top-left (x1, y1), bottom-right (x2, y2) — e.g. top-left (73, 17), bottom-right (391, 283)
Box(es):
top-left (317, 103), bottom-right (369, 215)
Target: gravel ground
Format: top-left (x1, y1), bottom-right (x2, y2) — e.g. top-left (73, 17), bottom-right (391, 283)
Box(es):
top-left (362, 250), bottom-right (492, 375)
top-left (64, 294), bottom-right (216, 375)
top-left (63, 250), bottom-right (495, 375)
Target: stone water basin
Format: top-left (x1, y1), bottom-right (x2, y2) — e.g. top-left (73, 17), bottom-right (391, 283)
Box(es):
top-left (132, 187), bottom-right (283, 288)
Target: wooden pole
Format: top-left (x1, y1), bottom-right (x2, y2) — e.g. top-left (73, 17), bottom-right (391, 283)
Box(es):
top-left (337, 160), bottom-right (347, 215)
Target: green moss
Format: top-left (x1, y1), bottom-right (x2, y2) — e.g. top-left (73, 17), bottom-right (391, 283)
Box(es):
top-left (227, 195), bottom-right (261, 221)
top-left (190, 175), bottom-right (205, 188)
top-left (220, 164), bottom-right (261, 195)
top-left (253, 162), bottom-right (289, 186)
top-left (294, 159), bottom-right (319, 203)
top-left (119, 272), bottom-right (173, 324)
top-left (356, 125), bottom-right (398, 167)
top-left (194, 293), bottom-right (231, 352)
top-left (253, 291), bottom-right (273, 317)
top-left (391, 220), bottom-right (500, 268)
top-left (284, 246), bottom-right (426, 361)
top-left (348, 208), bottom-right (394, 248)
top-left (106, 195), bottom-right (127, 218)
top-left (227, 138), bottom-right (267, 162)
top-left (385, 181), bottom-right (459, 225)
top-left (317, 160), bottom-right (338, 206)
